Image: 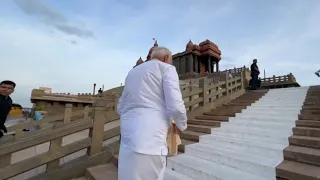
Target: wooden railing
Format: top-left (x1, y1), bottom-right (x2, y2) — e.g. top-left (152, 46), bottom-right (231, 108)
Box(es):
top-left (0, 101), bottom-right (120, 180)
top-left (0, 72), bottom-right (245, 180)
top-left (260, 73), bottom-right (296, 85)
top-left (179, 66), bottom-right (247, 80)
top-left (245, 73), bottom-right (298, 88)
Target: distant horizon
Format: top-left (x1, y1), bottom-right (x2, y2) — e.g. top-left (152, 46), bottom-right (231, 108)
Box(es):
top-left (10, 65), bottom-right (312, 108)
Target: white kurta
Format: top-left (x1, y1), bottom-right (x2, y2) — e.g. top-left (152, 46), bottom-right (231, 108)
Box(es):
top-left (117, 60), bottom-right (188, 180)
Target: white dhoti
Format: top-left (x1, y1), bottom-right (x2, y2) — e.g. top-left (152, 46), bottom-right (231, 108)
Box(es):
top-left (118, 146), bottom-right (166, 180)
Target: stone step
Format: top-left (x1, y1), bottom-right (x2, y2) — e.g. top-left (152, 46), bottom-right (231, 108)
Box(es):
top-left (299, 114), bottom-right (320, 121)
top-left (223, 119), bottom-right (296, 129)
top-left (164, 168), bottom-right (195, 180)
top-left (227, 102), bottom-right (253, 106)
top-left (258, 99), bottom-right (306, 103)
top-left (231, 115), bottom-right (297, 122)
top-left (186, 124), bottom-right (212, 133)
top-left (203, 111), bottom-right (236, 116)
top-left (301, 109), bottom-right (320, 115)
top-left (188, 119), bottom-right (221, 126)
top-left (85, 163), bottom-right (117, 180)
top-left (253, 103), bottom-right (304, 107)
top-left (199, 134), bottom-right (286, 158)
top-left (211, 128), bottom-right (290, 144)
top-left (185, 143), bottom-right (281, 179)
top-left (223, 104), bottom-right (249, 108)
top-left (239, 109), bottom-right (300, 116)
top-left (217, 125), bottom-right (293, 137)
top-left (180, 130), bottom-right (206, 142)
top-left (178, 139), bottom-right (196, 153)
top-left (246, 106), bottom-right (302, 111)
top-left (302, 106), bottom-right (320, 111)
top-left (167, 154), bottom-right (270, 180)
top-left (276, 160), bottom-right (320, 180)
top-left (196, 115), bottom-right (229, 121)
top-left (220, 122), bottom-right (293, 136)
top-left (284, 145), bottom-right (320, 166)
top-left (293, 127), bottom-right (320, 137)
top-left (296, 120), bottom-right (320, 128)
top-left (251, 104), bottom-right (303, 108)
top-left (289, 135), bottom-right (320, 149)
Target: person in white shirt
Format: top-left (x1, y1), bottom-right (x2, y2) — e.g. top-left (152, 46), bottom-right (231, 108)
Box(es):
top-left (117, 47), bottom-right (188, 180)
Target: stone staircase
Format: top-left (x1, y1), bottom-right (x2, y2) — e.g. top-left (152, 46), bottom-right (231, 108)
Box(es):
top-left (178, 91), bottom-right (267, 153)
top-left (166, 87), bottom-right (309, 180)
top-left (72, 87), bottom-right (313, 180)
top-left (276, 86), bottom-right (320, 180)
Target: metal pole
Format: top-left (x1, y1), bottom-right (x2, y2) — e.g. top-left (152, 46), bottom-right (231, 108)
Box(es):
top-left (93, 83), bottom-right (96, 95)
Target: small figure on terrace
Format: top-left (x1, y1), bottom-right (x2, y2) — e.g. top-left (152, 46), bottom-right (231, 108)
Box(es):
top-left (98, 88), bottom-right (103, 96)
top-left (250, 59), bottom-right (260, 90)
top-left (117, 47), bottom-right (188, 180)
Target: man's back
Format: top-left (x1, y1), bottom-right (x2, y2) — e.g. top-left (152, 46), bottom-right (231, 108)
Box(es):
top-left (118, 60), bottom-right (186, 156)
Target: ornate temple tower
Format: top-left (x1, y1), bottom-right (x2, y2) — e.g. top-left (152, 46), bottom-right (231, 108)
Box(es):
top-left (172, 39), bottom-right (222, 74)
top-left (133, 57), bottom-right (144, 68)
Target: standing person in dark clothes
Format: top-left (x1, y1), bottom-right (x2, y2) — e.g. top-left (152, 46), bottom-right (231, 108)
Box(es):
top-left (0, 80), bottom-right (15, 138)
top-left (250, 59), bottom-right (260, 90)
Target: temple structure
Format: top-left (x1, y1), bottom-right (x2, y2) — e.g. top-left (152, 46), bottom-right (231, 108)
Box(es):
top-left (134, 39), bottom-right (222, 75)
top-left (173, 40), bottom-right (222, 74)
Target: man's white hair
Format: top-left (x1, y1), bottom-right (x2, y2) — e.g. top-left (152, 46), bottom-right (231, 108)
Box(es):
top-left (150, 47), bottom-right (172, 59)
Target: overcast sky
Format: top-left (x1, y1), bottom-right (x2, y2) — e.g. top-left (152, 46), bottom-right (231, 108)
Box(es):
top-left (1, 0), bottom-right (319, 107)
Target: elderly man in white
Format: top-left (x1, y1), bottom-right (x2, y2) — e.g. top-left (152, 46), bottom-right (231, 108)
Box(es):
top-left (117, 47), bottom-right (188, 180)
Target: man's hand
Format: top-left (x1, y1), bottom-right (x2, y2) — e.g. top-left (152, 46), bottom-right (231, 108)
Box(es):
top-left (172, 123), bottom-right (182, 135)
top-left (0, 125), bottom-right (7, 133)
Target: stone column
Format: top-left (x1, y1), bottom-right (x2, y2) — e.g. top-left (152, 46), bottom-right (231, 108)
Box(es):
top-left (194, 55), bottom-right (198, 73)
top-left (216, 61), bottom-right (219, 72)
top-left (207, 57), bottom-right (211, 73)
top-left (188, 54), bottom-right (193, 73)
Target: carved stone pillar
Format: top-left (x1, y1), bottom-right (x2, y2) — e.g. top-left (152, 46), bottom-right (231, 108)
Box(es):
top-left (194, 55), bottom-right (198, 73)
top-left (188, 54), bottom-right (193, 73)
top-left (207, 57), bottom-right (211, 73)
top-left (216, 61), bottom-right (219, 72)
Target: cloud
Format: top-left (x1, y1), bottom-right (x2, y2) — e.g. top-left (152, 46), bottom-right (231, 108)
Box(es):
top-left (13, 0), bottom-right (93, 39)
top-left (70, 40), bottom-right (77, 45)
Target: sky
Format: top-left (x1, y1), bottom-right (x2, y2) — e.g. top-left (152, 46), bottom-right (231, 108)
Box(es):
top-left (0, 0), bottom-right (319, 107)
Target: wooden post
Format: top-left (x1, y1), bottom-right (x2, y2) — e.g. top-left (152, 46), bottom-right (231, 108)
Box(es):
top-left (114, 96), bottom-right (119, 112)
top-left (46, 103), bottom-right (73, 173)
top-left (225, 72), bottom-right (229, 96)
top-left (199, 79), bottom-right (208, 106)
top-left (64, 104), bottom-right (72, 123)
top-left (273, 75), bottom-right (276, 83)
top-left (84, 105), bottom-right (90, 119)
top-left (188, 81), bottom-right (194, 111)
top-left (88, 99), bottom-right (106, 156)
top-left (241, 70), bottom-right (246, 89)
